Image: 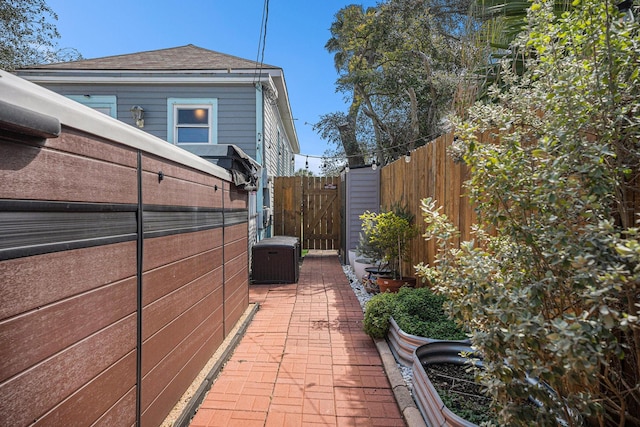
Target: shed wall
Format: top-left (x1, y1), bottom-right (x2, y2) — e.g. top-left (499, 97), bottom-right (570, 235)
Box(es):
top-left (342, 167), bottom-right (381, 261)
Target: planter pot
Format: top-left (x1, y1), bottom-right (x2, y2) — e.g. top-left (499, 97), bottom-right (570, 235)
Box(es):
top-left (387, 317), bottom-right (470, 367)
top-left (378, 276), bottom-right (416, 293)
top-left (363, 267), bottom-right (391, 294)
top-left (412, 341), bottom-right (482, 427)
top-left (353, 258), bottom-right (376, 281)
top-left (348, 250), bottom-right (357, 270)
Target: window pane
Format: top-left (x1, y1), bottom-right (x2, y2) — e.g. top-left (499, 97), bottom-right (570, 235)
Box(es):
top-left (177, 108), bottom-right (208, 124)
top-left (177, 127), bottom-right (209, 143)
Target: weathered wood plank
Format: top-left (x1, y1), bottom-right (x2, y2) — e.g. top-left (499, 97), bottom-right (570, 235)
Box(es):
top-left (274, 176), bottom-right (340, 249)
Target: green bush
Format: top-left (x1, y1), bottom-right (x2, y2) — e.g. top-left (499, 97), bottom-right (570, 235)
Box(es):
top-left (415, 2), bottom-right (640, 424)
top-left (393, 287), bottom-right (467, 340)
top-left (363, 292), bottom-right (396, 338)
top-left (362, 286), bottom-right (466, 340)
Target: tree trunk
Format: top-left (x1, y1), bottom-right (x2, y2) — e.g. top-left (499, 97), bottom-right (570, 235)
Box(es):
top-left (338, 95), bottom-right (366, 167)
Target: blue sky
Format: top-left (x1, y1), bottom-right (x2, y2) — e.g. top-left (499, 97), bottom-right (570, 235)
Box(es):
top-left (46, 0), bottom-right (379, 173)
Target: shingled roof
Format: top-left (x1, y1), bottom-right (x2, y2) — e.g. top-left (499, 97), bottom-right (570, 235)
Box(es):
top-left (24, 44), bottom-right (279, 71)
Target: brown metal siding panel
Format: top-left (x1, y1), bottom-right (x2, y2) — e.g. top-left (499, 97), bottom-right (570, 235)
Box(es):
top-left (93, 388), bottom-right (137, 427)
top-left (141, 153), bottom-right (223, 209)
top-left (223, 182), bottom-right (248, 209)
top-left (143, 228), bottom-right (222, 271)
top-left (142, 246), bottom-right (222, 312)
top-left (225, 236), bottom-right (248, 262)
top-left (0, 241), bottom-right (136, 319)
top-left (142, 286), bottom-right (224, 375)
top-left (141, 308), bottom-right (224, 425)
top-left (33, 352), bottom-right (137, 427)
top-left (225, 249), bottom-right (248, 280)
top-left (1, 96), bottom-right (249, 426)
top-left (0, 276), bottom-right (136, 383)
top-left (0, 137), bottom-right (137, 204)
top-left (225, 221), bottom-right (249, 242)
top-left (224, 267), bottom-right (249, 334)
top-left (142, 267), bottom-right (223, 341)
top-left (141, 153), bottom-right (221, 189)
top-left (46, 127), bottom-right (138, 169)
top-left (142, 169), bottom-right (219, 208)
top-left (0, 315), bottom-right (136, 427)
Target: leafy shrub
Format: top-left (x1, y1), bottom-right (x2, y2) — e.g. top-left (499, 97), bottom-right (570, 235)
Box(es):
top-left (415, 1), bottom-right (640, 424)
top-left (393, 287), bottom-right (467, 340)
top-left (363, 286), bottom-right (466, 340)
top-left (362, 291), bottom-right (396, 338)
top-left (359, 208), bottom-right (418, 279)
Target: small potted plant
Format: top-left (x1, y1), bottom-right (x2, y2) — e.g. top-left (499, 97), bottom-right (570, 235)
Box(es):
top-left (359, 205), bottom-right (419, 292)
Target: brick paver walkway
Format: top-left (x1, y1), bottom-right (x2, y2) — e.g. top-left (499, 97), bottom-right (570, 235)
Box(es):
top-left (189, 251), bottom-right (406, 427)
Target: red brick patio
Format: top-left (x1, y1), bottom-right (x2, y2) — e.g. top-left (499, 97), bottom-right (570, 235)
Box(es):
top-left (188, 251), bottom-right (406, 427)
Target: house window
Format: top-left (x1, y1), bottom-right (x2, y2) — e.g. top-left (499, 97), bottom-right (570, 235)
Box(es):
top-left (167, 98), bottom-right (218, 144)
top-left (66, 95), bottom-right (117, 118)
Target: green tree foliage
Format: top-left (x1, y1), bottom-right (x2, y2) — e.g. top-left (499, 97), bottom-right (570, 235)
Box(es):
top-left (293, 168), bottom-right (315, 177)
top-left (417, 0), bottom-right (640, 425)
top-left (360, 208), bottom-right (419, 279)
top-left (469, 0), bottom-right (574, 99)
top-left (320, 0), bottom-right (474, 167)
top-left (0, 0), bottom-right (81, 71)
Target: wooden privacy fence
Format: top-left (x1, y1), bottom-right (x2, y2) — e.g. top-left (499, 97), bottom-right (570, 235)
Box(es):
top-left (380, 133), bottom-right (476, 276)
top-left (273, 176), bottom-right (341, 250)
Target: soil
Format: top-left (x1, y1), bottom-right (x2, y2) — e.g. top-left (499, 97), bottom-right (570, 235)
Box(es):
top-left (424, 362), bottom-right (496, 425)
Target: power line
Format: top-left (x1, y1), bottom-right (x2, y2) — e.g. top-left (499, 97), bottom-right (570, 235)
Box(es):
top-left (253, 0), bottom-right (270, 85)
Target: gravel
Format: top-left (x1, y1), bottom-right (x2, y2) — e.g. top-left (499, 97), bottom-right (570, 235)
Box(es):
top-left (342, 264), bottom-right (415, 392)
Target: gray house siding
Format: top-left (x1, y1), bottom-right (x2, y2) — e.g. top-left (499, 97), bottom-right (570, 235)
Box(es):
top-left (38, 83), bottom-right (258, 157)
top-left (17, 46), bottom-right (299, 245)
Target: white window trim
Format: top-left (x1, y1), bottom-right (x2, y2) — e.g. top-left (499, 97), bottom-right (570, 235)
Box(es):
top-left (167, 98), bottom-right (218, 145)
top-left (66, 95), bottom-right (117, 118)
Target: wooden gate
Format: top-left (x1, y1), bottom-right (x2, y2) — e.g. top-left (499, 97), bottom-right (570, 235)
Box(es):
top-left (273, 176), bottom-right (341, 250)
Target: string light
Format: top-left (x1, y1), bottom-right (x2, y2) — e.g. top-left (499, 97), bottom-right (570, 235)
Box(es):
top-left (371, 159), bottom-right (378, 171)
top-left (305, 155), bottom-right (309, 170)
top-left (405, 151), bottom-right (411, 163)
top-left (292, 131), bottom-right (442, 164)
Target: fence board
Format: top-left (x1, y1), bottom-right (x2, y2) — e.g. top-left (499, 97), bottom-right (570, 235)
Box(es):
top-left (381, 133), bottom-right (474, 277)
top-left (274, 176), bottom-right (341, 250)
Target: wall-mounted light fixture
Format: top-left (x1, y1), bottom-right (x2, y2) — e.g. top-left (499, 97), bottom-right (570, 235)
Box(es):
top-left (130, 105), bottom-right (144, 128)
